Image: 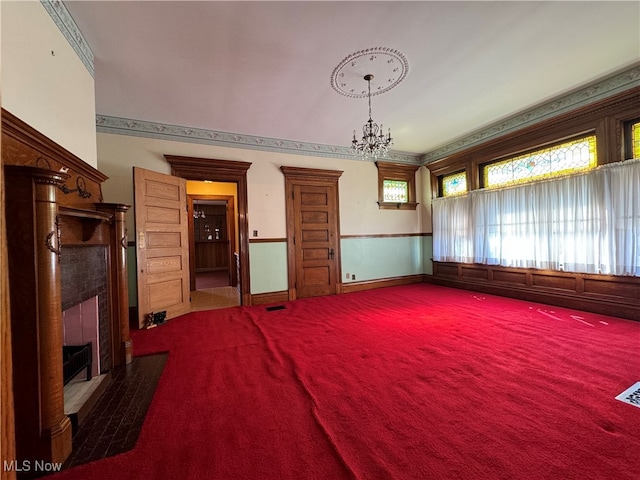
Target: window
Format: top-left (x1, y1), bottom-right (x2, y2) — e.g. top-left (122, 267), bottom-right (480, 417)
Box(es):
top-left (433, 159), bottom-right (640, 277)
top-left (382, 180), bottom-right (409, 203)
top-left (482, 135), bottom-right (597, 189)
top-left (629, 120), bottom-right (640, 159)
top-left (441, 171), bottom-right (467, 197)
top-left (375, 162), bottom-right (419, 210)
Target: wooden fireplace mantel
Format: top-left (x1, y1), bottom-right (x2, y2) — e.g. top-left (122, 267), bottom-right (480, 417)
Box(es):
top-left (2, 110), bottom-right (131, 467)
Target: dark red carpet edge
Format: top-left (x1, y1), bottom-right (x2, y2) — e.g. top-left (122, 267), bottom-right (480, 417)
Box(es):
top-left (52, 284), bottom-right (640, 480)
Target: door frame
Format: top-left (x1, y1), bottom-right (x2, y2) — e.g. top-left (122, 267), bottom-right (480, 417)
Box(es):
top-left (281, 166), bottom-right (343, 300)
top-left (165, 155), bottom-right (252, 306)
top-left (187, 194), bottom-right (237, 291)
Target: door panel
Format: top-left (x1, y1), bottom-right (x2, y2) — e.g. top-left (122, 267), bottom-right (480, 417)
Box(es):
top-left (293, 183), bottom-right (339, 298)
top-left (134, 167), bottom-right (190, 327)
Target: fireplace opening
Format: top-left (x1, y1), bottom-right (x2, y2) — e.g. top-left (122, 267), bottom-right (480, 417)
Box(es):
top-left (63, 296), bottom-right (100, 380)
top-left (60, 246), bottom-right (112, 430)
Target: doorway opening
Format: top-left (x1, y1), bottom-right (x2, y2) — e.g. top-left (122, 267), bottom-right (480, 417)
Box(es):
top-left (165, 155), bottom-right (252, 306)
top-left (187, 184), bottom-right (240, 311)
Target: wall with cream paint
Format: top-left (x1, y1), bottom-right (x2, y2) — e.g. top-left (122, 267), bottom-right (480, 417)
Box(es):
top-left (96, 132), bottom-right (431, 297)
top-left (1, 1), bottom-right (98, 167)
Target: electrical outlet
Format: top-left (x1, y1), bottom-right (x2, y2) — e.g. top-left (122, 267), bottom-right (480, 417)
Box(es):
top-left (346, 273), bottom-right (350, 279)
top-left (253, 230), bottom-right (258, 237)
top-left (352, 274), bottom-right (356, 280)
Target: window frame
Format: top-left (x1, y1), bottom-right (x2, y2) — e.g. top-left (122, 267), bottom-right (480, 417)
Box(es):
top-left (426, 88), bottom-right (640, 197)
top-left (479, 134), bottom-right (598, 189)
top-left (375, 161), bottom-right (420, 210)
top-left (440, 170), bottom-right (468, 197)
top-left (624, 117), bottom-right (640, 160)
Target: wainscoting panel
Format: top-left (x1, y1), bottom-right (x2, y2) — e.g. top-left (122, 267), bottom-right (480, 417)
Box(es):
top-left (531, 273), bottom-right (577, 291)
top-left (248, 241), bottom-right (288, 295)
top-left (432, 262), bottom-right (640, 320)
top-left (341, 235), bottom-right (424, 284)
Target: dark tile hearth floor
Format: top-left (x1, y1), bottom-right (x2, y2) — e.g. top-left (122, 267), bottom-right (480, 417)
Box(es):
top-left (62, 353), bottom-right (167, 471)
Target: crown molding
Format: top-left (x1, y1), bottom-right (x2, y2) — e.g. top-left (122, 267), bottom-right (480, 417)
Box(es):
top-left (42, 0), bottom-right (94, 77)
top-left (95, 116), bottom-right (422, 164)
top-left (421, 65), bottom-right (640, 164)
top-left (97, 66), bottom-right (639, 167)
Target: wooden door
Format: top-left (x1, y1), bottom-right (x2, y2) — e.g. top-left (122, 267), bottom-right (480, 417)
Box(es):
top-left (282, 167), bottom-right (343, 299)
top-left (134, 167), bottom-right (190, 327)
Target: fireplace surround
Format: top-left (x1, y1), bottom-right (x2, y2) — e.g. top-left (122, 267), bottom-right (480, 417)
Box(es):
top-left (2, 109), bottom-right (131, 469)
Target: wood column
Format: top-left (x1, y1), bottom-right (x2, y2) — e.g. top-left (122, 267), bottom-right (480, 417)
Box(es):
top-left (1, 156), bottom-right (17, 480)
top-left (5, 166), bottom-right (72, 466)
top-left (96, 203), bottom-right (132, 366)
top-left (35, 170), bottom-right (73, 463)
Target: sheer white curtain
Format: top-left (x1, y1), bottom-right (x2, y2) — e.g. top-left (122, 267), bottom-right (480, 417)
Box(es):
top-left (432, 159), bottom-right (640, 276)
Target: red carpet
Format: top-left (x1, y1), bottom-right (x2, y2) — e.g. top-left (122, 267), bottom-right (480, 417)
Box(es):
top-left (53, 284), bottom-right (640, 480)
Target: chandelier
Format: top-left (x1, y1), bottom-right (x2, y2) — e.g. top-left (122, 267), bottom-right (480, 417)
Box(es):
top-left (351, 74), bottom-right (393, 158)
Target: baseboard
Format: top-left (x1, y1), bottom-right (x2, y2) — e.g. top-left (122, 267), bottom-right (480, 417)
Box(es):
top-left (251, 290), bottom-right (289, 305)
top-left (342, 274), bottom-right (426, 294)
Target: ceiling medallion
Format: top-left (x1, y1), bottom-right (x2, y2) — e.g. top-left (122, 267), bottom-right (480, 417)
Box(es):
top-left (330, 47), bottom-right (409, 98)
top-left (332, 47), bottom-right (408, 158)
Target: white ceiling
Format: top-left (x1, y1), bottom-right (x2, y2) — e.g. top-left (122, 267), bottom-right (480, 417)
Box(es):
top-left (65, 1), bottom-right (640, 159)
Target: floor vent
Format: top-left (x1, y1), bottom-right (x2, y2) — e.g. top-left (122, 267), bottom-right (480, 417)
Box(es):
top-left (265, 305), bottom-right (286, 312)
top-left (615, 381), bottom-right (640, 408)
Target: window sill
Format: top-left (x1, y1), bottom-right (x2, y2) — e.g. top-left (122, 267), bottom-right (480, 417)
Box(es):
top-left (377, 202), bottom-right (419, 210)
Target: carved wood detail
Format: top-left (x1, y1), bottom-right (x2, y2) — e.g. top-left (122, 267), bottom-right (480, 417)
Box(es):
top-left (4, 166), bottom-right (73, 464)
top-left (1, 108), bottom-right (106, 207)
top-left (2, 110), bottom-right (131, 466)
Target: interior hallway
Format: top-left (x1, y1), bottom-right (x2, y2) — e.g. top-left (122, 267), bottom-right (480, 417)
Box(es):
top-left (191, 271), bottom-right (240, 312)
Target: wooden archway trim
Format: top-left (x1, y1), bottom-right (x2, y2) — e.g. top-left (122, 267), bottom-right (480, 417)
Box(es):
top-left (164, 155), bottom-right (252, 306)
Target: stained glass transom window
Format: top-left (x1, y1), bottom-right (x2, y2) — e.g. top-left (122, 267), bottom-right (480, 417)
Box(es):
top-left (383, 180), bottom-right (408, 203)
top-left (632, 122), bottom-right (640, 159)
top-left (442, 171), bottom-right (467, 197)
top-left (483, 135), bottom-right (597, 188)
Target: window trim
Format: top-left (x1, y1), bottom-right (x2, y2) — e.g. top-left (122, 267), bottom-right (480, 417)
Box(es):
top-left (426, 88), bottom-right (640, 197)
top-left (624, 117), bottom-right (640, 160)
top-left (375, 161), bottom-right (420, 210)
top-left (439, 170), bottom-right (468, 197)
top-left (479, 134), bottom-right (597, 189)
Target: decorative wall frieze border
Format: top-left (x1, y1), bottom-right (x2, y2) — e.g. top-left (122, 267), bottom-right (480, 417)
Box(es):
top-left (421, 65), bottom-right (640, 163)
top-left (95, 116), bottom-right (422, 164)
top-left (42, 0), bottom-right (94, 77)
